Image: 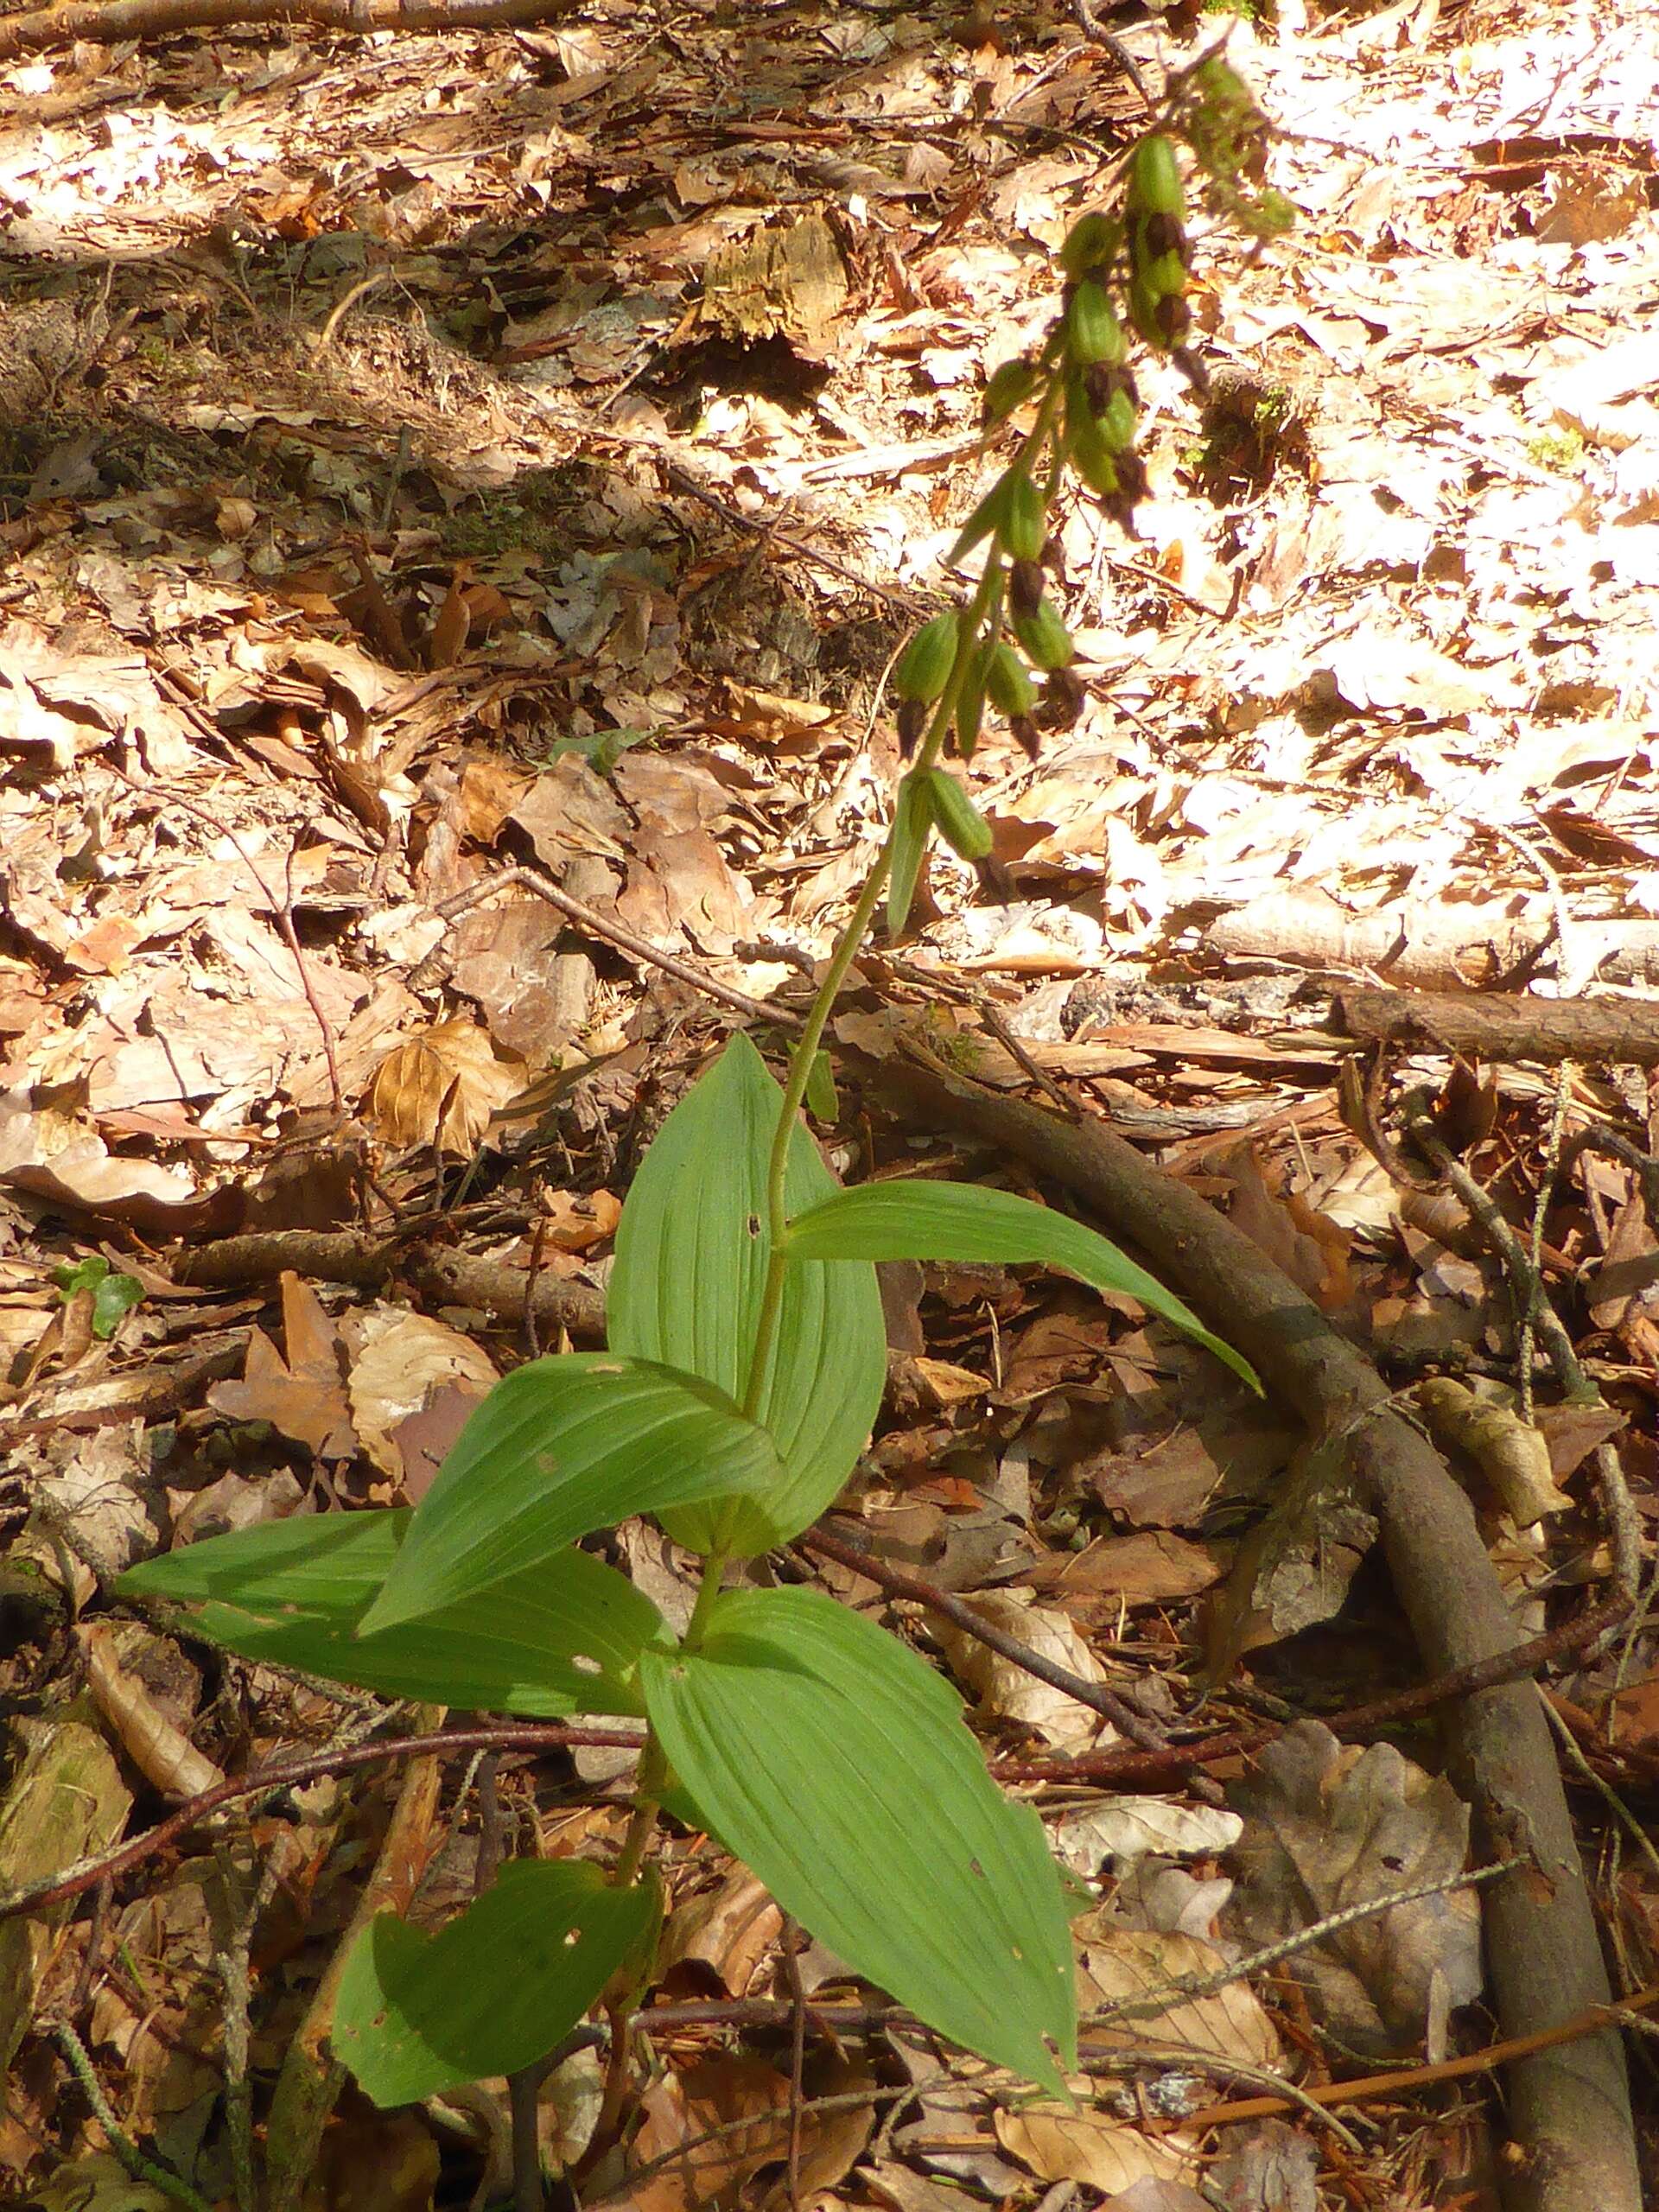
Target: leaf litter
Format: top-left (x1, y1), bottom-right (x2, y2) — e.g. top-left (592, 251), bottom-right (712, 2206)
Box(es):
top-left (2, 0), bottom-right (1658, 2203)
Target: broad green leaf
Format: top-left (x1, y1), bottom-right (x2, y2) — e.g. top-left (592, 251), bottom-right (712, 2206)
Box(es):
top-left (118, 1511), bottom-right (669, 1717)
top-left (785, 1179), bottom-right (1257, 1388)
top-left (360, 1352), bottom-right (785, 1631)
top-left (334, 1859), bottom-right (654, 2104)
top-left (607, 1034), bottom-right (886, 1555)
top-left (886, 769), bottom-right (933, 938)
top-left (641, 1587), bottom-right (1075, 2090)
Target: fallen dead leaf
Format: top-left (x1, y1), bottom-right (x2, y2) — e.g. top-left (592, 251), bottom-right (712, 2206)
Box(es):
top-left (365, 1016), bottom-right (524, 1154)
top-left (995, 2102), bottom-right (1197, 2194)
top-left (936, 1586), bottom-right (1112, 1753)
top-left (1226, 1721), bottom-right (1482, 2056)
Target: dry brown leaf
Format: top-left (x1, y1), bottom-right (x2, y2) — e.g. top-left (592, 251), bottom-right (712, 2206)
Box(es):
top-left (1414, 1376), bottom-right (1572, 1525)
top-left (207, 1271), bottom-right (357, 1459)
top-left (1077, 1920), bottom-right (1282, 2069)
top-left (935, 1586), bottom-right (1110, 1753)
top-left (1052, 1799), bottom-right (1243, 1880)
top-left (538, 1186), bottom-right (623, 1253)
top-left (365, 1016), bottom-right (524, 1154)
top-left (77, 1622), bottom-right (223, 1801)
top-left (1220, 1145), bottom-right (1352, 1313)
top-left (1226, 1721), bottom-right (1482, 2055)
top-left (619, 2055), bottom-right (871, 2212)
top-left (344, 1309), bottom-right (499, 1488)
top-left (1205, 1438), bottom-right (1376, 1674)
top-left (1023, 1531), bottom-right (1224, 1614)
top-left (658, 1870), bottom-right (784, 1994)
top-left (995, 2104), bottom-right (1195, 2194)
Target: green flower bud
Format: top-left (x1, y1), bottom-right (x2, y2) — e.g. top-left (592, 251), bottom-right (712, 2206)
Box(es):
top-left (1096, 385), bottom-right (1138, 453)
top-left (1065, 280), bottom-right (1127, 369)
top-left (1128, 134), bottom-right (1185, 220)
top-left (923, 769), bottom-right (994, 862)
top-left (982, 357), bottom-right (1039, 424)
top-left (1059, 210), bottom-right (1121, 279)
top-left (893, 613), bottom-right (961, 702)
top-left (986, 643), bottom-right (1039, 717)
top-left (1000, 474), bottom-right (1046, 563)
top-left (1065, 404), bottom-right (1120, 498)
top-left (953, 645), bottom-right (991, 760)
top-left (1014, 600), bottom-right (1074, 671)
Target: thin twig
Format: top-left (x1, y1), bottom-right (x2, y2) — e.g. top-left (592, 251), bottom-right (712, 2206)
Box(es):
top-left (1179, 1980), bottom-right (1659, 2132)
top-left (779, 1918), bottom-right (809, 2212)
top-left (1077, 2039), bottom-right (1364, 2156)
top-left (0, 1722), bottom-right (644, 1922)
top-left (1404, 1104), bottom-right (1591, 1401)
top-left (54, 2022), bottom-right (214, 2212)
top-left (416, 864), bottom-right (804, 1030)
top-left (213, 1834), bottom-right (290, 2212)
top-left (798, 1524), bottom-right (1173, 1756)
top-left (1084, 1859), bottom-right (1526, 2031)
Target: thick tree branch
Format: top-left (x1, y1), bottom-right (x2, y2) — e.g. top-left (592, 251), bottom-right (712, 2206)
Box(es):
top-left (880, 1044), bottom-right (1638, 2212)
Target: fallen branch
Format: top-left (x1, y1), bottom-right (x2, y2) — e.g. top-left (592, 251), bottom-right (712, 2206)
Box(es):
top-left (879, 1043), bottom-right (1638, 2212)
top-left (172, 1228), bottom-right (607, 1338)
top-left (1335, 984), bottom-right (1659, 1070)
top-left (0, 0), bottom-right (578, 63)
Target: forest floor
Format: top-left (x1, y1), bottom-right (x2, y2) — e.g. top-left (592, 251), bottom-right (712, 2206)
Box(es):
top-left (2, 0), bottom-right (1659, 2206)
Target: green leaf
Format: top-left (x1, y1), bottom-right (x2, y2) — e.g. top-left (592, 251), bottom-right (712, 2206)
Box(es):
top-left (804, 1049), bottom-right (838, 1123)
top-left (887, 769), bottom-right (933, 938)
top-left (118, 1511), bottom-right (669, 1717)
top-left (607, 1035), bottom-right (887, 1555)
top-left (360, 1352), bottom-right (785, 1631)
top-left (53, 1255), bottom-right (144, 1339)
top-left (334, 1859), bottom-right (654, 2104)
top-left (641, 1587), bottom-right (1075, 2090)
top-left (785, 1179), bottom-right (1257, 1388)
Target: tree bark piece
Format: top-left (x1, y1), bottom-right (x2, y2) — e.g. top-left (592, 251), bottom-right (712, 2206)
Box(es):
top-left (0, 0), bottom-right (579, 63)
top-left (1334, 984), bottom-right (1659, 1068)
top-left (1204, 885), bottom-right (1659, 989)
top-left (880, 1046), bottom-right (1638, 2212)
top-left (174, 1230), bottom-right (607, 1338)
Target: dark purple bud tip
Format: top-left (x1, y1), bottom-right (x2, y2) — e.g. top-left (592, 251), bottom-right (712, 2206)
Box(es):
top-left (1009, 558), bottom-right (1046, 621)
top-left (1042, 667), bottom-right (1086, 728)
top-left (897, 696), bottom-right (927, 757)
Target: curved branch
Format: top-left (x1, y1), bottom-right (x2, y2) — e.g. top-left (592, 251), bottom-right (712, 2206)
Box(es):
top-left (881, 1045), bottom-right (1638, 2212)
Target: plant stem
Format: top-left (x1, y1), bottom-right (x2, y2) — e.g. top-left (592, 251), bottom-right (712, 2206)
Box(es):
top-left (738, 536), bottom-right (1019, 1425)
top-left (741, 852), bottom-right (894, 1421)
top-left (610, 1545), bottom-right (729, 1894)
top-left (611, 1736), bottom-right (669, 1893)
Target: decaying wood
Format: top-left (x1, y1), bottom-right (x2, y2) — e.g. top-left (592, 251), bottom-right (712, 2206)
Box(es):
top-left (1205, 886), bottom-right (1659, 989)
top-left (881, 1046), bottom-right (1639, 2212)
top-left (174, 1230), bottom-right (607, 1338)
top-left (0, 0), bottom-right (578, 63)
top-left (1333, 984), bottom-right (1659, 1068)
